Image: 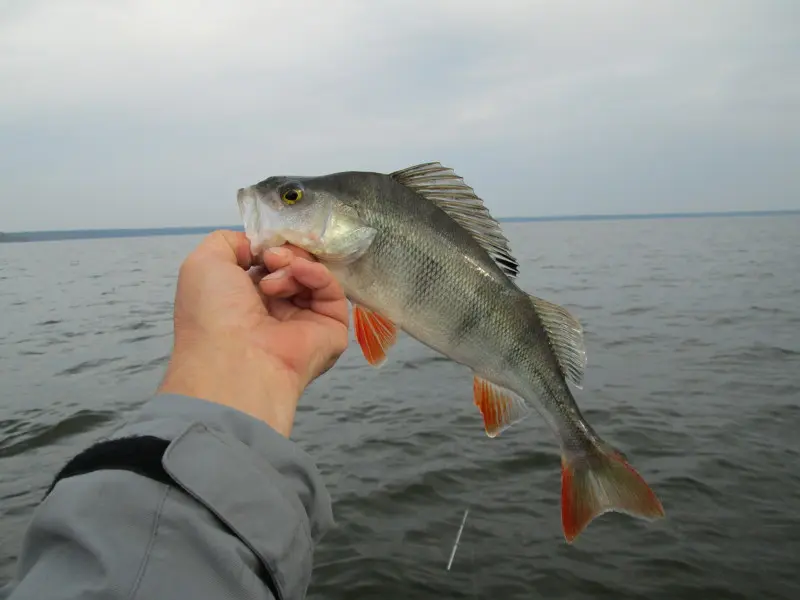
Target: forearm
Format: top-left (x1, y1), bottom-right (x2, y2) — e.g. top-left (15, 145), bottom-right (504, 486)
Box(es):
top-left (1, 394), bottom-right (333, 600)
top-left (157, 337), bottom-right (303, 437)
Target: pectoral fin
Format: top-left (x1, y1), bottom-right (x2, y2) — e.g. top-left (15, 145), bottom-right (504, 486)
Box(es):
top-left (317, 224), bottom-right (377, 264)
top-left (353, 305), bottom-right (398, 367)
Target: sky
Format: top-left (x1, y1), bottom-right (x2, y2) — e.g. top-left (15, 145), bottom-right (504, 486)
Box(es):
top-left (1, 0), bottom-right (798, 232)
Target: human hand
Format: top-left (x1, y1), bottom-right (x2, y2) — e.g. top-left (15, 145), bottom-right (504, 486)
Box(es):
top-left (157, 230), bottom-right (349, 436)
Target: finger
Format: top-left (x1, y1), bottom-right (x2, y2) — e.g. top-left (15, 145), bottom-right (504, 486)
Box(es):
top-left (262, 246), bottom-right (293, 273)
top-left (265, 296), bottom-right (301, 321)
top-left (278, 244), bottom-right (317, 263)
top-left (258, 268), bottom-right (306, 299)
top-left (288, 258), bottom-right (349, 326)
top-left (259, 248), bottom-right (326, 299)
top-left (248, 266), bottom-right (269, 284)
top-left (261, 243), bottom-right (318, 268)
top-left (289, 257), bottom-right (341, 296)
top-left (192, 230), bottom-right (253, 270)
top-left (292, 296), bottom-right (312, 310)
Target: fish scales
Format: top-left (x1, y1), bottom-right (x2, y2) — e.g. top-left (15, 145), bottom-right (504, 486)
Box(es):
top-left (237, 162), bottom-right (665, 543)
top-left (302, 172), bottom-right (583, 445)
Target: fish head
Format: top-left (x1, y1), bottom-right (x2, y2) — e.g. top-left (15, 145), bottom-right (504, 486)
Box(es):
top-left (237, 175), bottom-right (377, 264)
top-left (237, 176), bottom-right (328, 254)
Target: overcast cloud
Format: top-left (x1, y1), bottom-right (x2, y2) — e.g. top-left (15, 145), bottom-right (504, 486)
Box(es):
top-left (1, 0), bottom-right (798, 231)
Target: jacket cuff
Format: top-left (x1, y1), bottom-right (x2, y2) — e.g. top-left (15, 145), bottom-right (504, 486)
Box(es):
top-left (108, 393), bottom-right (334, 600)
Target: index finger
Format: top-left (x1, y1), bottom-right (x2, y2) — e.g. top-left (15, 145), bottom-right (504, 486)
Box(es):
top-left (288, 257), bottom-right (349, 327)
top-left (261, 243), bottom-right (317, 265)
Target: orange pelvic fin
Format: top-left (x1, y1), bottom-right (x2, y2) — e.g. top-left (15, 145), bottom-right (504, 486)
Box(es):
top-left (472, 376), bottom-right (531, 438)
top-left (353, 304), bottom-right (398, 367)
top-left (561, 449), bottom-right (665, 543)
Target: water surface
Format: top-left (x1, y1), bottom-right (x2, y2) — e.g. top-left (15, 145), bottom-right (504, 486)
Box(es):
top-left (1, 217), bottom-right (799, 599)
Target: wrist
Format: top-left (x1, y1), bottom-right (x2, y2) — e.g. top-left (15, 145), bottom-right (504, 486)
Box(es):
top-left (157, 337), bottom-right (302, 437)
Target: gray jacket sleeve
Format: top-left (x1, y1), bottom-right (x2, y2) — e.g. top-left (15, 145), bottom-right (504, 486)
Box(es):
top-left (1, 393), bottom-right (334, 600)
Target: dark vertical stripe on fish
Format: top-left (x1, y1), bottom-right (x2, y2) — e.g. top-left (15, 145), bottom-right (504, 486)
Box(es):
top-left (453, 310), bottom-right (482, 343)
top-left (411, 252), bottom-right (446, 304)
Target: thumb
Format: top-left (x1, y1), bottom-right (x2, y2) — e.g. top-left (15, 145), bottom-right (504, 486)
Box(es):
top-left (191, 230), bottom-right (254, 270)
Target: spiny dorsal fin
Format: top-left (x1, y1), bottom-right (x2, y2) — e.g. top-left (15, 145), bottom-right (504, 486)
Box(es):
top-left (390, 162), bottom-right (519, 278)
top-left (529, 295), bottom-right (587, 388)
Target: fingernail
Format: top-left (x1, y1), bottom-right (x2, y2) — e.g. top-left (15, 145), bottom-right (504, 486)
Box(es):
top-left (267, 247), bottom-right (290, 258)
top-left (262, 268), bottom-right (287, 280)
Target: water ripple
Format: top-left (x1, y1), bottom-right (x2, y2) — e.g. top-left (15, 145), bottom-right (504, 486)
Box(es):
top-left (0, 410), bottom-right (116, 458)
top-left (57, 356), bottom-right (125, 376)
top-left (2, 219), bottom-right (800, 599)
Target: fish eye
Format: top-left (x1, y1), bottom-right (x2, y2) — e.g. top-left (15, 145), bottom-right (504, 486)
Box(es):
top-left (281, 188), bottom-right (303, 205)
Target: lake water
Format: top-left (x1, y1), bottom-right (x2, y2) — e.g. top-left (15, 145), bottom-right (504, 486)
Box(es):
top-left (1, 217), bottom-right (799, 599)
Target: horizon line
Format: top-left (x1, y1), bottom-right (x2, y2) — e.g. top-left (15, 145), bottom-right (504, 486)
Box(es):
top-left (2, 209), bottom-right (799, 242)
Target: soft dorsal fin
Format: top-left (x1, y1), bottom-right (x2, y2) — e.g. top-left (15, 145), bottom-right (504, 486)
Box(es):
top-left (529, 295), bottom-right (587, 388)
top-left (390, 162), bottom-right (519, 278)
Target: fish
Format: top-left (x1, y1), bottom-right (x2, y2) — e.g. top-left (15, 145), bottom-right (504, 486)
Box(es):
top-left (236, 162), bottom-right (665, 543)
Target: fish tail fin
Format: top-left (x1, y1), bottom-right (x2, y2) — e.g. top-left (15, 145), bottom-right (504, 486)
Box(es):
top-left (561, 442), bottom-right (665, 543)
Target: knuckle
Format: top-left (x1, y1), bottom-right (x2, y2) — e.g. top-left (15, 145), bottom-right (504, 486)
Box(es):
top-left (205, 230), bottom-right (224, 244)
top-left (179, 253), bottom-right (200, 277)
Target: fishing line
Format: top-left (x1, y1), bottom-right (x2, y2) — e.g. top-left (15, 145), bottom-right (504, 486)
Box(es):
top-left (446, 507), bottom-right (469, 571)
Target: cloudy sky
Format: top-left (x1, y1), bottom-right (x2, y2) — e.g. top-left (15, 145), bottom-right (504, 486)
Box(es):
top-left (1, 0), bottom-right (798, 231)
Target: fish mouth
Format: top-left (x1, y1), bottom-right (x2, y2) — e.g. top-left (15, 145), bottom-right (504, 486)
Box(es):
top-left (236, 185), bottom-right (329, 257)
top-left (237, 186), bottom-right (286, 255)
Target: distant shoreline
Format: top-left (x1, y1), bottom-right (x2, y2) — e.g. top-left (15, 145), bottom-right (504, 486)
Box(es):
top-left (2, 209), bottom-right (799, 243)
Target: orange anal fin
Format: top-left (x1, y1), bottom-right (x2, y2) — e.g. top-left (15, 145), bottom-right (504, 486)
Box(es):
top-left (472, 376), bottom-right (531, 438)
top-left (561, 451), bottom-right (665, 544)
top-left (353, 304), bottom-right (398, 367)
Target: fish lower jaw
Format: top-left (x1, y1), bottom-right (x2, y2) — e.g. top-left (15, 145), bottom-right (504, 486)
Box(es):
top-left (248, 230), bottom-right (325, 256)
top-left (248, 232), bottom-right (286, 256)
